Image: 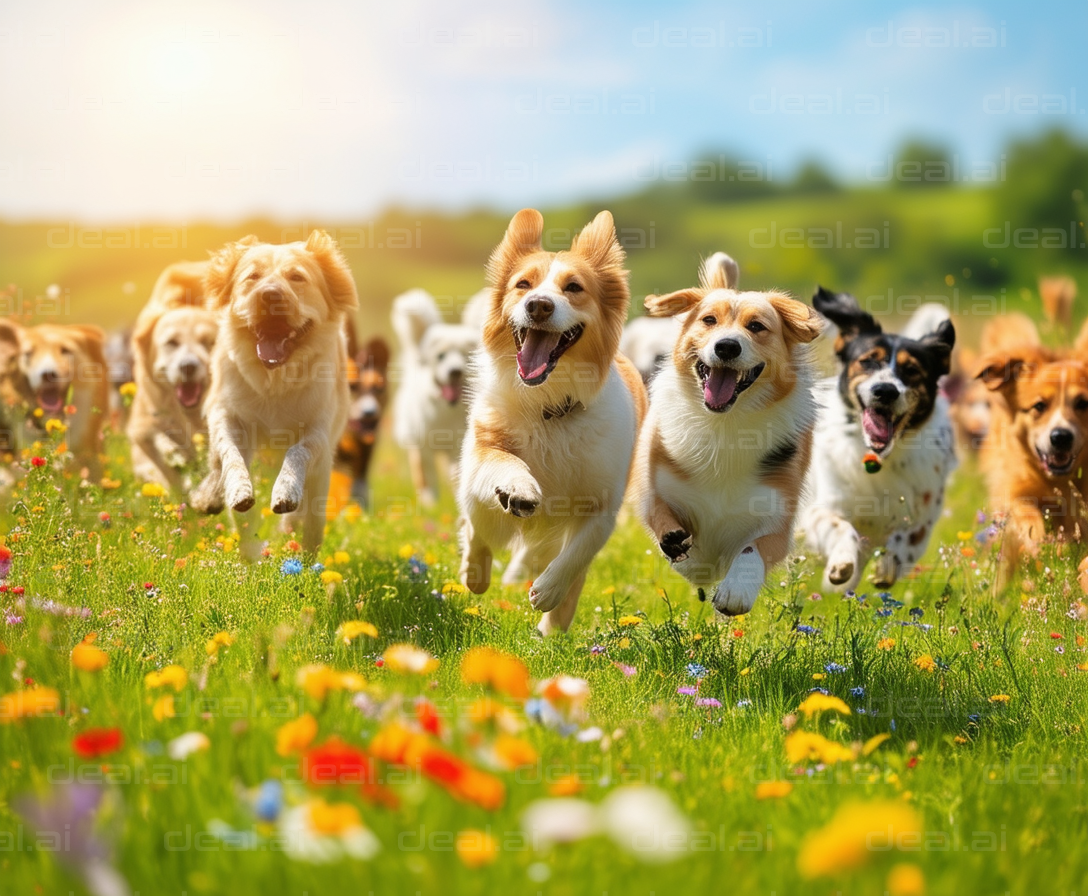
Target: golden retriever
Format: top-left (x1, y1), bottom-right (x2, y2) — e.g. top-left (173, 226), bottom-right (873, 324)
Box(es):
top-left (458, 209), bottom-right (647, 635)
top-left (190, 231), bottom-right (358, 555)
top-left (127, 260), bottom-right (218, 491)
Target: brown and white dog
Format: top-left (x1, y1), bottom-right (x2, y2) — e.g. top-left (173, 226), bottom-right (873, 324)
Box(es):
top-left (0, 319), bottom-right (108, 474)
top-left (334, 317), bottom-right (390, 510)
top-left (976, 316), bottom-right (1088, 566)
top-left (0, 319), bottom-right (33, 454)
top-left (190, 231), bottom-right (358, 555)
top-left (127, 260), bottom-right (218, 491)
top-left (458, 209), bottom-right (647, 634)
top-left (633, 253), bottom-right (822, 615)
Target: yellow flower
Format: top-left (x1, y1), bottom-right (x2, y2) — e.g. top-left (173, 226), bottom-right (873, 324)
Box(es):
top-left (460, 647), bottom-right (531, 699)
top-left (71, 635), bottom-right (109, 672)
top-left (886, 862), bottom-right (926, 896)
top-left (397, 544), bottom-right (415, 560)
top-left (797, 801), bottom-right (922, 878)
top-left (0, 687), bottom-right (61, 723)
top-left (755, 780), bottom-right (793, 800)
top-left (308, 798), bottom-right (362, 835)
top-left (601, 586), bottom-right (615, 595)
top-left (152, 694), bottom-right (176, 721)
top-left (456, 829), bottom-right (498, 868)
top-left (141, 482), bottom-right (166, 498)
top-left (119, 382), bottom-right (137, 399)
top-left (205, 632), bottom-right (235, 656)
top-left (336, 621), bottom-right (378, 644)
top-left (862, 733), bottom-right (891, 757)
top-left (618, 615), bottom-right (642, 626)
top-left (956, 530), bottom-right (972, 541)
top-left (442, 581), bottom-right (468, 596)
top-left (913, 655), bottom-right (937, 673)
top-left (276, 712), bottom-right (319, 757)
top-left (493, 735), bottom-right (539, 770)
top-left (877, 638), bottom-right (896, 650)
top-left (797, 693), bottom-right (851, 717)
top-left (145, 665), bottom-right (188, 691)
top-left (988, 694), bottom-right (1011, 704)
top-left (382, 644), bottom-right (439, 675)
top-left (320, 570), bottom-right (343, 586)
top-left (618, 637), bottom-right (631, 649)
top-left (296, 664), bottom-right (367, 701)
top-left (463, 606), bottom-right (481, 616)
top-left (785, 731), bottom-right (855, 765)
top-left (45, 418), bottom-right (66, 435)
top-left (811, 672), bottom-right (826, 681)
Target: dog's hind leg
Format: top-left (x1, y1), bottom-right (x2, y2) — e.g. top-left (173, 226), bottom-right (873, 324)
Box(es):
top-left (538, 569), bottom-right (586, 636)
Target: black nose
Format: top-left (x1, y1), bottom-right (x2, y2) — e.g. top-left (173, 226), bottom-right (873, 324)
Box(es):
top-left (1050, 428), bottom-right (1074, 451)
top-left (713, 338), bottom-right (741, 361)
top-left (41, 370), bottom-right (59, 384)
top-left (871, 382), bottom-right (900, 404)
top-left (525, 296), bottom-right (554, 324)
top-left (179, 360), bottom-right (199, 378)
top-left (448, 369), bottom-right (463, 383)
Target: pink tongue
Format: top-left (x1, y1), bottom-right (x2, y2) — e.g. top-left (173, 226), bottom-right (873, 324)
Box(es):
top-left (517, 329), bottom-right (562, 382)
top-left (862, 408), bottom-right (894, 445)
top-left (176, 381), bottom-right (203, 408)
top-left (704, 367), bottom-right (738, 408)
top-left (256, 335), bottom-right (290, 367)
top-left (441, 383), bottom-right (462, 404)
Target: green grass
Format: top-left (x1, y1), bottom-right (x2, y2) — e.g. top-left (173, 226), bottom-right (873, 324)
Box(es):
top-left (1, 421), bottom-right (1087, 896)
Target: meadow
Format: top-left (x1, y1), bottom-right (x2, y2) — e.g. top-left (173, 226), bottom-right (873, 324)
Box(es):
top-left (2, 169), bottom-right (1088, 894)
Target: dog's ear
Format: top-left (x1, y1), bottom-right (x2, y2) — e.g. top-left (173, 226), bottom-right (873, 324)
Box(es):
top-left (0, 318), bottom-right (22, 356)
top-left (131, 311), bottom-right (159, 368)
top-left (976, 351), bottom-right (1028, 394)
top-left (769, 295), bottom-right (822, 345)
top-left (205, 235), bottom-right (259, 310)
top-left (700, 252), bottom-right (739, 291)
top-left (919, 319), bottom-right (956, 376)
top-left (571, 210), bottom-right (625, 271)
top-left (361, 338), bottom-right (390, 374)
top-left (306, 230), bottom-right (359, 314)
top-left (1073, 316), bottom-right (1088, 358)
top-left (487, 209), bottom-right (544, 290)
top-left (812, 286), bottom-right (880, 353)
top-left (644, 289), bottom-right (704, 318)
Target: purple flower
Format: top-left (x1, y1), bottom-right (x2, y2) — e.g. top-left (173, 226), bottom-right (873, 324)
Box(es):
top-left (794, 624), bottom-right (818, 635)
top-left (4, 610), bottom-right (23, 625)
top-left (976, 509), bottom-right (987, 525)
top-left (612, 662), bottom-right (637, 677)
top-left (677, 686), bottom-right (698, 696)
top-left (695, 697), bottom-right (722, 708)
top-left (1056, 645), bottom-right (1065, 654)
top-left (590, 645), bottom-right (606, 656)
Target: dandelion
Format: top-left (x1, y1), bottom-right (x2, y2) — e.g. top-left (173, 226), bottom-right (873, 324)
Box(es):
top-left (0, 687), bottom-right (61, 723)
top-left (456, 829), bottom-right (499, 867)
top-left (276, 713), bottom-right (319, 757)
top-left (205, 632), bottom-right (235, 656)
top-left (755, 780), bottom-right (793, 800)
top-left (797, 801), bottom-right (922, 878)
top-left (877, 637), bottom-right (896, 650)
top-left (382, 644), bottom-right (439, 675)
top-left (862, 733), bottom-right (891, 757)
top-left (797, 693), bottom-right (851, 717)
top-left (151, 694), bottom-right (175, 721)
top-left (145, 665), bottom-right (188, 691)
top-left (335, 620), bottom-right (378, 644)
top-left (913, 655), bottom-right (937, 673)
top-left (72, 728), bottom-right (124, 759)
top-left (988, 694), bottom-right (1011, 704)
top-left (460, 647), bottom-right (530, 699)
top-left (886, 862), bottom-right (926, 896)
top-left (141, 482), bottom-right (166, 498)
top-left (320, 570), bottom-right (343, 586)
top-left (71, 635), bottom-right (109, 672)
top-left (296, 665), bottom-right (367, 701)
top-left (618, 615), bottom-right (642, 626)
top-left (784, 730), bottom-right (855, 765)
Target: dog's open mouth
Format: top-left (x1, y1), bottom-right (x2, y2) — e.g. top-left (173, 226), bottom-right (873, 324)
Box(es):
top-left (439, 376), bottom-right (463, 405)
top-left (513, 324), bottom-right (584, 386)
top-left (1036, 446), bottom-right (1076, 477)
top-left (696, 361), bottom-right (764, 412)
top-left (36, 385), bottom-right (66, 415)
top-left (861, 407), bottom-right (906, 455)
top-left (253, 320), bottom-right (313, 369)
top-left (175, 380), bottom-right (205, 409)
top-left (348, 413), bottom-right (381, 444)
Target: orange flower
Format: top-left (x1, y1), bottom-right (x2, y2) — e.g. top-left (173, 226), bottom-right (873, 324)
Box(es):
top-left (877, 638), bottom-right (896, 651)
top-left (548, 774), bottom-right (586, 797)
top-left (755, 780), bottom-right (793, 800)
top-left (913, 655), bottom-right (937, 673)
top-left (460, 646), bottom-right (531, 699)
top-left (296, 664), bottom-right (366, 701)
top-left (493, 735), bottom-right (538, 770)
top-left (73, 727), bottom-right (124, 758)
top-left (71, 634), bottom-right (108, 672)
top-left (276, 713), bottom-right (319, 757)
top-left (0, 687), bottom-right (61, 723)
top-left (456, 829), bottom-right (498, 867)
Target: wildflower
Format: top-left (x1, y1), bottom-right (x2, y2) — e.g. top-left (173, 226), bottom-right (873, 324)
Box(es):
top-left (1050, 632), bottom-right (1064, 639)
top-left (0, 544), bottom-right (11, 580)
top-left (168, 731), bottom-right (211, 760)
top-left (279, 799), bottom-right (380, 863)
top-left (824, 662), bottom-right (847, 674)
top-left (320, 570), bottom-right (343, 586)
top-left (794, 624), bottom-right (818, 635)
top-left (281, 559), bottom-right (304, 576)
top-left (493, 735), bottom-right (539, 770)
top-left (677, 686), bottom-right (698, 696)
top-left (296, 665), bottom-right (366, 701)
top-left (686, 663), bottom-right (708, 678)
top-left (45, 418), bottom-right (66, 435)
top-left (72, 728), bottom-right (124, 759)
top-left (785, 730), bottom-right (854, 765)
top-left (798, 801), bottom-right (922, 878)
top-left (913, 655), bottom-right (937, 673)
top-left (537, 675), bottom-right (589, 722)
top-left (253, 780), bottom-right (284, 822)
top-left (590, 644), bottom-right (606, 656)
top-left (152, 694), bottom-right (175, 721)
top-left (333, 551), bottom-right (351, 564)
top-left (695, 697), bottom-right (722, 708)
top-left (755, 780), bottom-right (793, 800)
top-left (71, 635), bottom-right (109, 672)
top-left (886, 863), bottom-right (926, 896)
top-left (145, 665), bottom-right (188, 691)
top-left (140, 482), bottom-right (166, 498)
top-left (276, 713), bottom-right (319, 757)
top-left (618, 615), bottom-right (642, 626)
top-left (284, 540), bottom-right (302, 552)
top-left (797, 693), bottom-right (851, 717)
top-left (862, 733), bottom-right (891, 757)
top-left (908, 607), bottom-right (924, 618)
top-left (1, 687), bottom-right (61, 723)
top-left (612, 662), bottom-right (637, 677)
top-left (877, 637), bottom-right (896, 650)
top-left (850, 686), bottom-right (865, 697)
top-left (302, 738), bottom-right (374, 786)
top-left (398, 544), bottom-right (415, 560)
top-left (460, 646), bottom-right (531, 699)
top-left (382, 644), bottom-right (439, 675)
top-left (457, 829), bottom-right (499, 867)
top-left (812, 673), bottom-right (826, 681)
top-left (988, 694), bottom-right (1011, 704)
top-left (119, 381), bottom-right (137, 399)
top-left (336, 620), bottom-right (378, 644)
top-left (30, 456), bottom-right (46, 468)
top-left (205, 631), bottom-right (235, 656)
top-left (467, 697), bottom-right (523, 734)
top-left (548, 775), bottom-right (585, 797)
top-left (736, 698), bottom-right (752, 708)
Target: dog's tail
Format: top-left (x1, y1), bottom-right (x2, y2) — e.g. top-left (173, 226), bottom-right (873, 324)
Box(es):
top-left (391, 289), bottom-right (442, 359)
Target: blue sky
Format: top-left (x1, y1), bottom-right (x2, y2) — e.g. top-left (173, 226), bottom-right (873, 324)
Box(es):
top-left (1, 0), bottom-right (1085, 221)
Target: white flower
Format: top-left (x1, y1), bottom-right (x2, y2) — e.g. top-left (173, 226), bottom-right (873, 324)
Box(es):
top-left (167, 731), bottom-right (210, 760)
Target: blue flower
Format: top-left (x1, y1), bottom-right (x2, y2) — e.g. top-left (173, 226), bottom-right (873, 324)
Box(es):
top-left (310, 563), bottom-right (325, 574)
top-left (735, 699), bottom-right (752, 708)
top-left (889, 718), bottom-right (897, 732)
top-left (254, 780), bottom-right (283, 822)
top-left (686, 663), bottom-right (708, 678)
top-left (875, 608), bottom-right (893, 618)
top-left (795, 624), bottom-right (819, 635)
top-left (808, 687), bottom-right (830, 695)
top-left (909, 607), bottom-right (924, 618)
top-left (825, 662), bottom-right (847, 674)
top-left (850, 686), bottom-right (865, 697)
top-left (967, 713), bottom-right (981, 724)
top-left (280, 559), bottom-right (303, 576)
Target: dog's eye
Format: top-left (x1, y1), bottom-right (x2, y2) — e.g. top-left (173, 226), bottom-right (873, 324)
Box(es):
top-left (515, 279), bottom-right (531, 290)
top-left (60, 347), bottom-right (74, 356)
top-left (1075, 396), bottom-right (1088, 413)
top-left (438, 352), bottom-right (446, 362)
top-left (566, 282), bottom-right (584, 294)
top-left (1032, 399), bottom-right (1048, 414)
top-left (165, 339), bottom-right (179, 349)
top-left (245, 271), bottom-right (260, 282)
top-left (701, 316), bottom-right (717, 326)
top-left (288, 271), bottom-right (306, 282)
top-left (746, 320), bottom-right (767, 334)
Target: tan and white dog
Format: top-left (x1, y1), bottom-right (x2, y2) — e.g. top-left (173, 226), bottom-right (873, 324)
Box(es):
top-left (190, 231), bottom-right (358, 555)
top-left (127, 260), bottom-right (218, 491)
top-left (0, 320), bottom-right (108, 475)
top-left (633, 254), bottom-right (822, 615)
top-left (458, 209), bottom-right (647, 635)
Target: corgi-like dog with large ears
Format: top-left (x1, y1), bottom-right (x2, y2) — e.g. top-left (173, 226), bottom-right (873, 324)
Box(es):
top-left (458, 209), bottom-right (647, 635)
top-left (632, 253), bottom-right (823, 616)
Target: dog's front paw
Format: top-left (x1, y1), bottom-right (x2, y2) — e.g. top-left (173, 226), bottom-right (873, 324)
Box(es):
top-left (225, 476), bottom-right (255, 513)
top-left (529, 565), bottom-right (571, 613)
top-left (712, 546), bottom-right (765, 616)
top-left (271, 473), bottom-right (303, 514)
top-left (871, 552), bottom-right (899, 589)
top-left (495, 477), bottom-right (542, 518)
top-left (190, 473), bottom-right (224, 515)
top-left (660, 529), bottom-right (692, 562)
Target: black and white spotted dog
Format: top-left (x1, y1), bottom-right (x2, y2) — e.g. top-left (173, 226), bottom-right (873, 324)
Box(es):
top-left (798, 288), bottom-right (957, 591)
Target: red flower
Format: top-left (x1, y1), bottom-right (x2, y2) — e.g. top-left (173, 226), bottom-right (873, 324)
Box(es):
top-left (302, 738), bottom-right (374, 786)
top-left (30, 457), bottom-right (46, 468)
top-left (143, 582), bottom-right (155, 590)
top-left (73, 727), bottom-right (124, 758)
top-left (415, 698), bottom-right (442, 736)
top-left (906, 756), bottom-right (920, 769)
top-left (1050, 632), bottom-right (1064, 640)
top-left (12, 586), bottom-right (24, 595)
